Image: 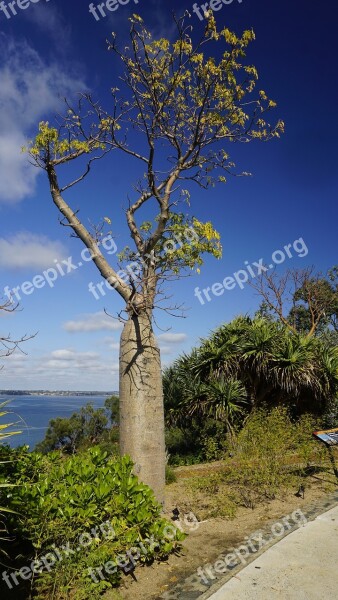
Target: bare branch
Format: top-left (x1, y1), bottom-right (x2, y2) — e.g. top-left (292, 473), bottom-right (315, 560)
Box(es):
top-left (0, 300), bottom-right (36, 366)
top-left (47, 164), bottom-right (132, 304)
top-left (251, 266), bottom-right (337, 337)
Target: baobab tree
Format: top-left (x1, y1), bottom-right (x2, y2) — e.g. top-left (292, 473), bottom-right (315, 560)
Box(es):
top-left (27, 13), bottom-right (283, 504)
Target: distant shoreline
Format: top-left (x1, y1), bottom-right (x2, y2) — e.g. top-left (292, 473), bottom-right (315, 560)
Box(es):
top-left (0, 390), bottom-right (118, 397)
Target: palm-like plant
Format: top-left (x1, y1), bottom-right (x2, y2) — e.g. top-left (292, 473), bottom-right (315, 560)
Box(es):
top-left (317, 344), bottom-right (338, 409)
top-left (238, 318), bottom-right (280, 404)
top-left (0, 401), bottom-right (21, 552)
top-left (187, 376), bottom-right (247, 436)
top-left (164, 316), bottom-right (338, 421)
top-left (163, 353), bottom-right (200, 427)
top-left (271, 335), bottom-right (318, 395)
top-left (0, 401), bottom-right (22, 444)
top-left (195, 316), bottom-right (250, 380)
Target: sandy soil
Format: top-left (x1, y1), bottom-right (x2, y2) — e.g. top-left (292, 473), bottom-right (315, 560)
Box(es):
top-left (110, 464), bottom-right (336, 600)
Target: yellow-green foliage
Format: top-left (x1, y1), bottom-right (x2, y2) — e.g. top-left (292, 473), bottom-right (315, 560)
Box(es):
top-left (24, 13), bottom-right (283, 286)
top-left (123, 13), bottom-right (283, 145)
top-left (226, 408), bottom-right (327, 507)
top-left (187, 473), bottom-right (238, 519)
top-left (184, 408), bottom-right (333, 518)
top-left (0, 401), bottom-right (21, 443)
top-left (25, 121), bottom-right (105, 164)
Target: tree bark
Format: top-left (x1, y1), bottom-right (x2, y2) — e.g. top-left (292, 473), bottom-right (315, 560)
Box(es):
top-left (119, 310), bottom-right (166, 507)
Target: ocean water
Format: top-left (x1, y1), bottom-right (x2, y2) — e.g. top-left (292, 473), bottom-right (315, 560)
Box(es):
top-left (0, 395), bottom-right (110, 450)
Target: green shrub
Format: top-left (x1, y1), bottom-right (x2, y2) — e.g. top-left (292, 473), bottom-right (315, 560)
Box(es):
top-left (4, 446), bottom-right (185, 599)
top-left (200, 435), bottom-right (223, 462)
top-left (166, 419), bottom-right (227, 465)
top-left (226, 407), bottom-right (323, 508)
top-left (165, 425), bottom-right (202, 464)
top-left (165, 465), bottom-right (177, 484)
top-left (168, 453), bottom-right (203, 466)
top-left (186, 474), bottom-right (238, 519)
top-left (293, 414), bottom-right (323, 465)
top-left (0, 401), bottom-right (22, 556)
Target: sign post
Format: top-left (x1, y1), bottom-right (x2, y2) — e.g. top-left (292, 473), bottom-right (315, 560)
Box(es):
top-left (313, 428), bottom-right (338, 480)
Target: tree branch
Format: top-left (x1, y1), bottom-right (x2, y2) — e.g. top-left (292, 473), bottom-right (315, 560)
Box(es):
top-left (47, 165), bottom-right (131, 303)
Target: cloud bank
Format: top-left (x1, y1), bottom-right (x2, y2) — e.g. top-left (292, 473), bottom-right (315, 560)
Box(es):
top-left (0, 35), bottom-right (86, 204)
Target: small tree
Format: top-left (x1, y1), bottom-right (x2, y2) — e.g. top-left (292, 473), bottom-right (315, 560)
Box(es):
top-left (105, 394), bottom-right (119, 426)
top-left (36, 403), bottom-right (109, 454)
top-left (27, 14), bottom-right (283, 503)
top-left (254, 266), bottom-right (338, 337)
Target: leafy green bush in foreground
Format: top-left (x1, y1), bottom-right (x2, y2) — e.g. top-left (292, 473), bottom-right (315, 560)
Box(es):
top-left (3, 447), bottom-right (185, 599)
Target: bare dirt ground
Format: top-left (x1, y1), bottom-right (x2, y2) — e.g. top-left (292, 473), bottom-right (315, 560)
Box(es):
top-left (111, 461), bottom-right (337, 600)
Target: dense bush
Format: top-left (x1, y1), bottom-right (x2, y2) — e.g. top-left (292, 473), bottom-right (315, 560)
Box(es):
top-left (164, 316), bottom-right (338, 463)
top-left (165, 464), bottom-right (177, 484)
top-left (225, 407), bottom-right (326, 508)
top-left (165, 419), bottom-right (228, 465)
top-left (1, 446), bottom-right (185, 599)
top-left (165, 316), bottom-right (338, 418)
top-left (184, 407), bottom-right (333, 520)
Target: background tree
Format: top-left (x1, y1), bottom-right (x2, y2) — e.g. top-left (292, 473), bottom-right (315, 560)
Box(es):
top-left (165, 316), bottom-right (338, 433)
top-left (27, 14), bottom-right (283, 503)
top-left (254, 266), bottom-right (338, 337)
top-left (35, 403), bottom-right (109, 454)
top-left (104, 394), bottom-right (120, 426)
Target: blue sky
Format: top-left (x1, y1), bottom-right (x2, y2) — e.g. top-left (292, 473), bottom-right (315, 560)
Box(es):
top-left (0, 0), bottom-right (337, 390)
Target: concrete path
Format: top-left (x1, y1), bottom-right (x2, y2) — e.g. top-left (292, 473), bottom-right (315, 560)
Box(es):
top-left (206, 504), bottom-right (338, 600)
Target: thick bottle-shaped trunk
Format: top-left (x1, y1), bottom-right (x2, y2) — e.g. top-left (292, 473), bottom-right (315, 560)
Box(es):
top-left (119, 311), bottom-right (166, 506)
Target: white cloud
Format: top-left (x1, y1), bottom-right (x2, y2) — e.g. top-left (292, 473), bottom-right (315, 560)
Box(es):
top-left (43, 360), bottom-right (71, 370)
top-left (63, 312), bottom-right (123, 333)
top-left (50, 350), bottom-right (99, 361)
top-left (157, 333), bottom-right (187, 344)
top-left (100, 337), bottom-right (120, 351)
top-left (0, 233), bottom-right (68, 270)
top-left (0, 35), bottom-right (86, 204)
top-left (158, 346), bottom-right (172, 356)
top-left (3, 352), bottom-right (28, 364)
top-left (50, 349), bottom-right (75, 361)
top-left (45, 349), bottom-right (102, 371)
top-left (0, 351), bottom-right (120, 390)
top-left (0, 131), bottom-right (37, 203)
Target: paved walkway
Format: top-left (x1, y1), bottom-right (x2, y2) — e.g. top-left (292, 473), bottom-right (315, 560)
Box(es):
top-left (206, 504), bottom-right (338, 600)
top-left (159, 490), bottom-right (338, 599)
